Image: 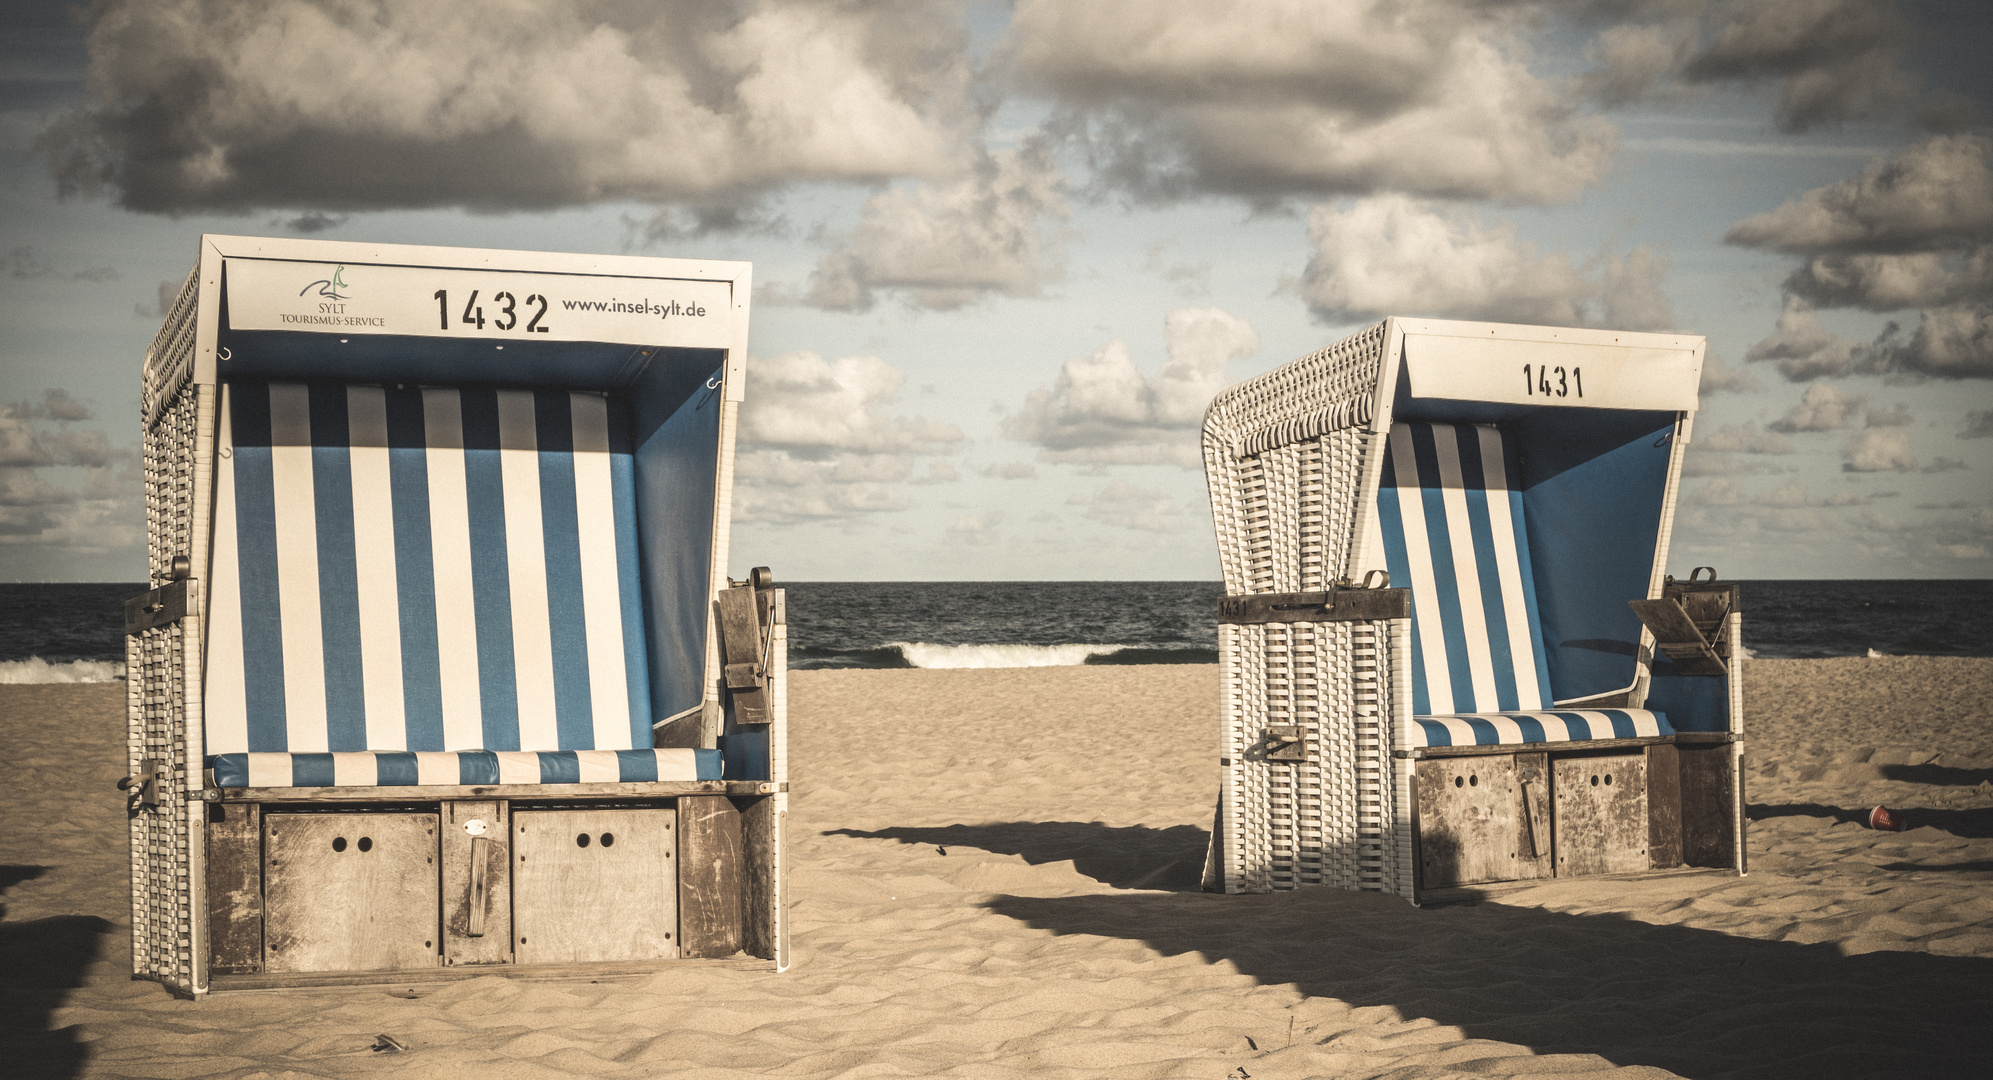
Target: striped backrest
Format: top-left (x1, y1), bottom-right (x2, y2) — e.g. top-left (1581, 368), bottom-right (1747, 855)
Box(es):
top-left (204, 382), bottom-right (652, 755)
top-left (1375, 422), bottom-right (1553, 715)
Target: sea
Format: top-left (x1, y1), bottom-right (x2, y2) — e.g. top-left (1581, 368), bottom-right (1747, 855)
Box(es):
top-left (1, 579), bottom-right (1988, 681)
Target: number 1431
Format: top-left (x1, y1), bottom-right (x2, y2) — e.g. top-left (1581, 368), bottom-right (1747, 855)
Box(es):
top-left (1524, 364), bottom-right (1581, 398)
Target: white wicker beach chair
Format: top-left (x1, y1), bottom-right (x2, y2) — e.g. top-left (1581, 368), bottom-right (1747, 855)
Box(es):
top-left (1201, 318), bottom-right (1743, 902)
top-left (125, 235), bottom-right (787, 994)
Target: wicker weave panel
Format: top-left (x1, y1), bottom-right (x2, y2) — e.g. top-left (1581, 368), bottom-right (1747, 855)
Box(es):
top-left (1203, 321), bottom-right (1416, 897)
top-left (131, 270), bottom-right (204, 992)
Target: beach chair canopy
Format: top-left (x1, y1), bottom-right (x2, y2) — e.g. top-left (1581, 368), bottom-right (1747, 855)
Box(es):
top-left (1353, 322), bottom-right (1714, 743)
top-left (191, 240), bottom-right (746, 786)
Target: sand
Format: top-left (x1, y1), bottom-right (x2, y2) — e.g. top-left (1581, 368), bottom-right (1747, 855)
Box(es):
top-left (3, 658), bottom-right (1990, 1079)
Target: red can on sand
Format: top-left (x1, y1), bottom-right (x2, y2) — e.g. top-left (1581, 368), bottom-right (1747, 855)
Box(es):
top-left (1869, 805), bottom-right (1906, 831)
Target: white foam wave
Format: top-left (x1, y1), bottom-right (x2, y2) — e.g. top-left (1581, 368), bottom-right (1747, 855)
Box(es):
top-left (890, 642), bottom-right (1125, 669)
top-left (0, 656), bottom-right (127, 683)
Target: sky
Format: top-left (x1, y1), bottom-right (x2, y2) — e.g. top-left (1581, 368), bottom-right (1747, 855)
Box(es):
top-left (2, 0), bottom-right (1990, 583)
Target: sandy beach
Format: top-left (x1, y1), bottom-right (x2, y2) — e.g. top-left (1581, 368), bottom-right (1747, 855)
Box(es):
top-left (4, 657), bottom-right (1991, 1079)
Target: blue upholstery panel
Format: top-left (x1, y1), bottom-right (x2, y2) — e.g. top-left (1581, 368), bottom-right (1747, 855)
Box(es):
top-left (205, 382), bottom-right (653, 755)
top-left (1409, 710), bottom-right (1673, 748)
top-left (209, 748), bottom-right (721, 788)
top-left (1377, 422), bottom-right (1553, 715)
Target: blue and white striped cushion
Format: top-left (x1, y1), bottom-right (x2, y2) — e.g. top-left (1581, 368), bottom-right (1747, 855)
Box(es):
top-left (1377, 422), bottom-right (1553, 716)
top-left (210, 748), bottom-right (721, 788)
top-left (1409, 710), bottom-right (1673, 748)
top-left (204, 382), bottom-right (652, 757)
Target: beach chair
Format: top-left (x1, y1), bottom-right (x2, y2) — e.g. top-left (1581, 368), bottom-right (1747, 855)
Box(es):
top-left (123, 235), bottom-right (787, 994)
top-left (1201, 318), bottom-right (1743, 901)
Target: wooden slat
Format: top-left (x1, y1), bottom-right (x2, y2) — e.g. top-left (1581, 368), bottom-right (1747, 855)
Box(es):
top-left (263, 811), bottom-right (441, 973)
top-left (1551, 753), bottom-right (1649, 877)
top-left (205, 801), bottom-right (262, 974)
top-left (1414, 756), bottom-right (1520, 889)
top-left (741, 796), bottom-right (779, 962)
top-left (716, 585), bottom-right (771, 724)
top-left (1513, 751), bottom-right (1553, 879)
top-left (441, 800), bottom-right (510, 967)
top-left (123, 580), bottom-right (188, 635)
top-left (1645, 743), bottom-right (1684, 869)
top-left (1217, 588), bottom-right (1410, 624)
top-left (216, 781), bottom-right (784, 803)
top-left (1629, 598), bottom-right (1726, 676)
top-left (1678, 743), bottom-right (1735, 868)
top-left (208, 956), bottom-right (776, 992)
top-left (678, 796), bottom-right (745, 958)
top-left (513, 807), bottom-right (678, 965)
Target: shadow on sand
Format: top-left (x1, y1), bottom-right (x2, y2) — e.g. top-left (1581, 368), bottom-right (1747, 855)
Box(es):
top-left (0, 865), bottom-right (111, 1080)
top-left (845, 822), bottom-right (1993, 1079)
top-left (1750, 801), bottom-right (1993, 838)
top-left (827, 821), bottom-right (1209, 889)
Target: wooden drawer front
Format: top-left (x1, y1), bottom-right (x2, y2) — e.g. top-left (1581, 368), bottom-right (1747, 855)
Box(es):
top-left (263, 812), bottom-right (440, 973)
top-left (1553, 753), bottom-right (1649, 876)
top-left (1415, 756), bottom-right (1520, 888)
top-left (513, 808), bottom-right (679, 965)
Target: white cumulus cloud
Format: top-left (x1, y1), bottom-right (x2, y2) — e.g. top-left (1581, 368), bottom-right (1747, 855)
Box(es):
top-left (1297, 196), bottom-right (1674, 329)
top-left (42, 0), bottom-right (978, 214)
top-left (796, 141), bottom-right (1070, 312)
top-left (1003, 0), bottom-right (1618, 205)
top-left (1004, 307), bottom-right (1260, 468)
top-left (733, 351), bottom-right (961, 524)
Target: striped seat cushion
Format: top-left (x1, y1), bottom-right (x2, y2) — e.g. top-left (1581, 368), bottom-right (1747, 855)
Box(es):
top-left (210, 748), bottom-right (721, 788)
top-left (205, 382), bottom-right (652, 760)
top-left (1377, 422), bottom-right (1553, 716)
top-left (1408, 710), bottom-right (1674, 749)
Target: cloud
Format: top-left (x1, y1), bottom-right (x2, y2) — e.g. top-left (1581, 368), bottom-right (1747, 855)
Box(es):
top-left (275, 211), bottom-right (348, 234)
top-left (1144, 240), bottom-right (1211, 298)
top-left (1863, 402), bottom-right (1913, 427)
top-left (908, 461), bottom-right (959, 485)
top-left (1006, 0), bottom-right (1618, 205)
top-left (40, 0), bottom-right (977, 214)
top-left (1841, 427), bottom-right (1914, 472)
top-left (1697, 352), bottom-right (1761, 396)
top-left (1296, 196), bottom-right (1674, 329)
top-left (732, 351), bottom-right (962, 524)
top-left (1582, 0), bottom-right (1917, 133)
top-left (135, 278), bottom-right (183, 320)
top-left (1782, 248), bottom-right (1993, 312)
top-left (1004, 307), bottom-right (1259, 467)
top-left (1696, 422), bottom-right (1794, 454)
top-left (1962, 410), bottom-right (1993, 439)
top-left (981, 462), bottom-right (1038, 480)
top-left (1870, 304), bottom-right (1993, 379)
top-left (796, 141), bottom-right (1070, 312)
top-left (1768, 383), bottom-right (1864, 432)
top-left (628, 193), bottom-right (790, 246)
top-left (7, 246), bottom-right (117, 283)
top-left (1923, 456), bottom-right (1968, 473)
top-left (0, 396), bottom-right (139, 556)
top-left (1742, 298), bottom-right (1887, 380)
top-left (1724, 135), bottom-right (1993, 255)
top-left (946, 512), bottom-right (1003, 545)
top-left (1072, 481), bottom-right (1191, 533)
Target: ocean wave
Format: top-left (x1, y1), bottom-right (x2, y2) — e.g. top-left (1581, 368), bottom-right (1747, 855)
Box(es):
top-left (0, 656), bottom-right (127, 683)
top-left (892, 642), bottom-right (1126, 669)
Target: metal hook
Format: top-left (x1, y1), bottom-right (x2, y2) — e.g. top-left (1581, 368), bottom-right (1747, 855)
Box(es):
top-left (705, 376), bottom-right (722, 390)
top-left (216, 346), bottom-right (232, 362)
